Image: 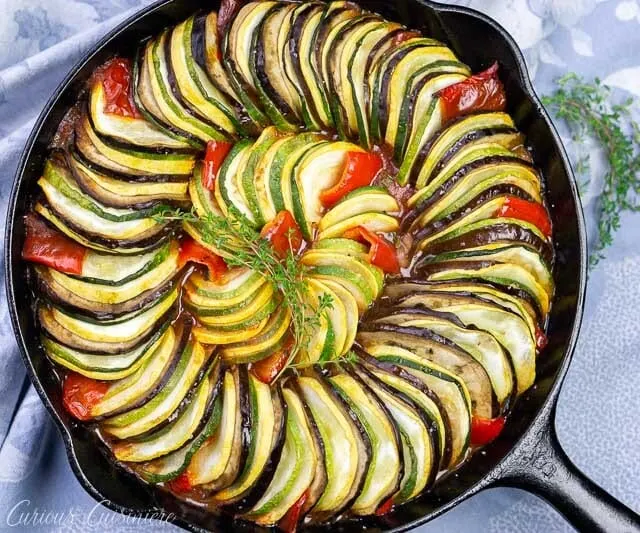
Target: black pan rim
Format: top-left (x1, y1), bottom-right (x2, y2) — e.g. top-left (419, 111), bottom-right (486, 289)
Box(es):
top-left (4, 0), bottom-right (588, 531)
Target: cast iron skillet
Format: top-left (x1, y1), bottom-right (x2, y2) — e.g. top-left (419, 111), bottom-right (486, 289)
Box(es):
top-left (5, 0), bottom-right (640, 532)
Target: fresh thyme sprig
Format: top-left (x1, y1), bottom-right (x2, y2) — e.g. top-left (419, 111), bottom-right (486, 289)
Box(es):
top-left (542, 73), bottom-right (640, 267)
top-left (156, 206), bottom-right (333, 375)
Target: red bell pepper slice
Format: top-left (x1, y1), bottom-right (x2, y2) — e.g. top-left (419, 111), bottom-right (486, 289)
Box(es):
top-left (495, 196), bottom-right (552, 238)
top-left (167, 472), bottom-right (193, 493)
top-left (22, 214), bottom-right (87, 275)
top-left (178, 237), bottom-right (228, 279)
top-left (535, 326), bottom-right (548, 351)
top-left (62, 373), bottom-right (109, 421)
top-left (99, 58), bottom-right (141, 118)
top-left (437, 62), bottom-right (506, 122)
top-left (343, 226), bottom-right (400, 274)
top-left (470, 415), bottom-right (506, 446)
top-left (278, 490), bottom-right (308, 533)
top-left (251, 339), bottom-right (294, 385)
top-left (202, 140), bottom-right (233, 191)
top-left (375, 496), bottom-right (395, 516)
top-left (260, 211), bottom-right (304, 259)
top-left (319, 151), bottom-right (383, 208)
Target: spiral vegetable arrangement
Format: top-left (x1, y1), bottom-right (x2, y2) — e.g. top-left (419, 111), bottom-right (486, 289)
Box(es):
top-left (22, 1), bottom-right (555, 530)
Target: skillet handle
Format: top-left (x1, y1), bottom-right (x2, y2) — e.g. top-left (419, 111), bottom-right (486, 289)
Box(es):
top-left (494, 406), bottom-right (640, 533)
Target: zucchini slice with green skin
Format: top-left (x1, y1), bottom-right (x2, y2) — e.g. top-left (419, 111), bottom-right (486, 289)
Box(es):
top-left (88, 325), bottom-right (179, 418)
top-left (299, 279), bottom-right (334, 364)
top-left (214, 372), bottom-right (280, 505)
top-left (137, 367), bottom-right (224, 483)
top-left (46, 285), bottom-right (179, 344)
top-left (344, 21), bottom-right (401, 146)
top-left (251, 3), bottom-right (302, 131)
top-left (421, 259), bottom-right (550, 317)
top-left (193, 315), bottom-right (270, 345)
top-left (269, 134), bottom-right (325, 215)
top-left (40, 241), bottom-right (178, 307)
top-left (67, 150), bottom-right (190, 208)
top-left (244, 386), bottom-right (318, 526)
top-left (393, 61), bottom-right (470, 161)
top-left (409, 159), bottom-right (543, 227)
top-left (357, 349), bottom-right (453, 470)
top-left (34, 203), bottom-right (171, 255)
top-left (385, 286), bottom-right (536, 395)
top-left (253, 134), bottom-right (293, 222)
top-left (75, 113), bottom-right (196, 178)
top-left (372, 309), bottom-right (515, 407)
top-left (186, 368), bottom-right (239, 486)
top-left (302, 250), bottom-right (381, 303)
top-left (415, 112), bottom-right (516, 188)
top-left (318, 189), bottom-right (399, 233)
top-left (290, 141), bottom-right (365, 240)
top-left (187, 281), bottom-right (275, 321)
top-left (313, 237), bottom-right (369, 259)
top-left (189, 162), bottom-right (224, 218)
top-left (396, 74), bottom-right (467, 185)
top-left (318, 278), bottom-right (360, 356)
top-left (168, 16), bottom-right (240, 136)
top-left (147, 33), bottom-right (228, 142)
top-left (307, 278), bottom-right (347, 360)
top-left (357, 322), bottom-right (494, 418)
top-left (317, 212), bottom-right (400, 241)
top-left (187, 268), bottom-right (266, 304)
top-left (113, 356), bottom-right (221, 462)
top-left (90, 80), bottom-right (193, 150)
top-left (214, 139), bottom-right (257, 227)
top-left (423, 244), bottom-right (554, 298)
top-left (353, 362), bottom-right (438, 503)
top-left (297, 374), bottom-right (370, 521)
top-left (103, 336), bottom-right (209, 439)
top-left (240, 126), bottom-right (283, 226)
top-left (220, 305), bottom-right (291, 363)
top-left (327, 370), bottom-right (402, 515)
top-left (42, 320), bottom-right (171, 381)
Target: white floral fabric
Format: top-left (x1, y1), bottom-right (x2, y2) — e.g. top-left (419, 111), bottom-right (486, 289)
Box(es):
top-left (0, 1), bottom-right (638, 532)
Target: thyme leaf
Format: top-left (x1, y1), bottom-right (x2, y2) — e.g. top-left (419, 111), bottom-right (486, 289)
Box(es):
top-left (542, 73), bottom-right (640, 267)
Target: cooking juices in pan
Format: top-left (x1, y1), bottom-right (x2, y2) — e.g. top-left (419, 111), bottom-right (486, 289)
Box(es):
top-left (21, 1), bottom-right (555, 531)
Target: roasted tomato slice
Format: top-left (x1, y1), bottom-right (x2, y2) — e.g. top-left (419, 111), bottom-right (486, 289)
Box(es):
top-left (437, 62), bottom-right (507, 122)
top-left (251, 339), bottom-right (294, 385)
top-left (319, 152), bottom-right (383, 208)
top-left (167, 472), bottom-right (193, 493)
top-left (22, 214), bottom-right (86, 275)
top-left (62, 373), bottom-right (109, 421)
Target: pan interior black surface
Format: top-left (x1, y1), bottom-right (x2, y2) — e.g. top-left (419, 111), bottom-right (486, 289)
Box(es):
top-left (5, 0), bottom-right (589, 531)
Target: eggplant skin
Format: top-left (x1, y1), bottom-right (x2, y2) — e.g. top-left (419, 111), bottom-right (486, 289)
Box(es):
top-left (22, 0), bottom-right (558, 527)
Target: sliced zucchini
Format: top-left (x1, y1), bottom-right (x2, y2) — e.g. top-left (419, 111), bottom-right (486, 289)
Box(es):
top-left (184, 368), bottom-right (239, 486)
top-left (318, 188), bottom-right (399, 233)
top-left (215, 139), bottom-right (257, 226)
top-left (89, 326), bottom-right (179, 417)
top-left (244, 387), bottom-right (318, 526)
top-left (113, 357), bottom-right (220, 462)
top-left (296, 375), bottom-right (369, 520)
top-left (328, 371), bottom-right (402, 515)
top-left (103, 337), bottom-right (209, 439)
